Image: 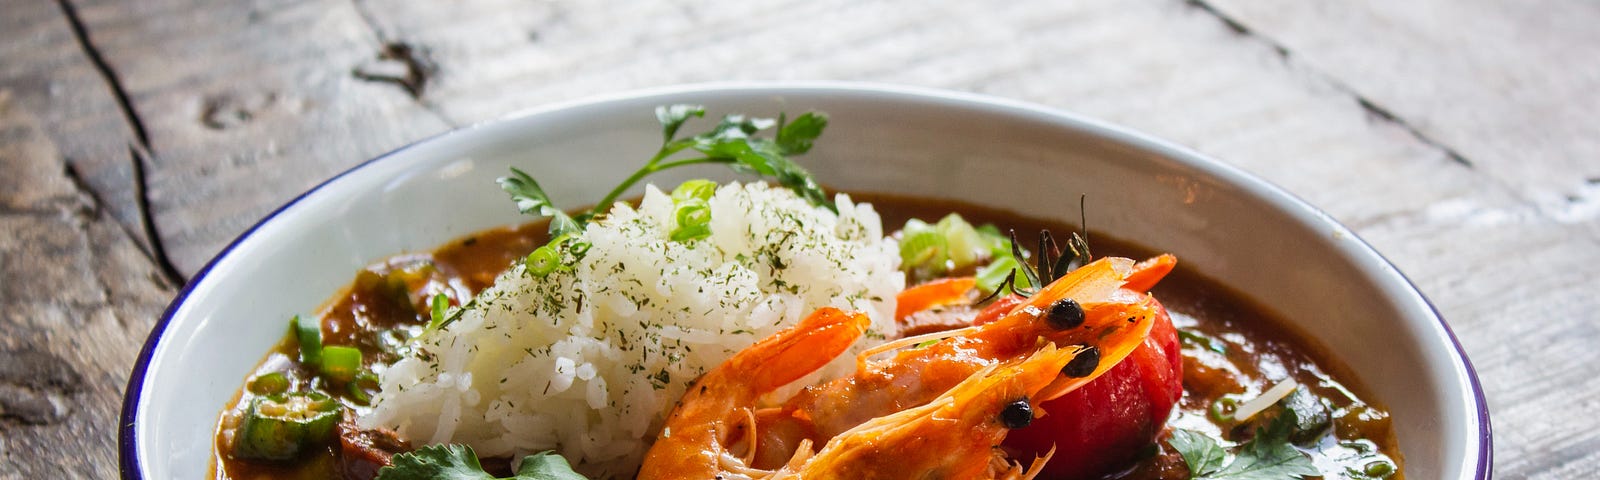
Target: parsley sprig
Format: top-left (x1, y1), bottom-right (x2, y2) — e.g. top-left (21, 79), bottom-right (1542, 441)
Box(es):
top-left (498, 104), bottom-right (832, 237)
top-left (1167, 408), bottom-right (1320, 480)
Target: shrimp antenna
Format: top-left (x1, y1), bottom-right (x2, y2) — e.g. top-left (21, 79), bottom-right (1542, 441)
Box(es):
top-left (1008, 230), bottom-right (1041, 292)
top-left (975, 270), bottom-right (1020, 304)
top-left (1036, 230), bottom-right (1059, 283)
top-left (1075, 195), bottom-right (1093, 260)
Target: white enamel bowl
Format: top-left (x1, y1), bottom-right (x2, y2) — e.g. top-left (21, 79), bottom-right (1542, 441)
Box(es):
top-left (121, 83), bottom-right (1491, 479)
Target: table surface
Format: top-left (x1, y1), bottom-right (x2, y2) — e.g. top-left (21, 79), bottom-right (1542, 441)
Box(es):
top-left (3, 0), bottom-right (1596, 478)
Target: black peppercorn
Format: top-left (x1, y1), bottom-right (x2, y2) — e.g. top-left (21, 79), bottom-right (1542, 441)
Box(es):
top-left (1046, 298), bottom-right (1085, 329)
top-left (1062, 345), bottom-right (1100, 378)
top-left (1000, 398), bottom-right (1033, 429)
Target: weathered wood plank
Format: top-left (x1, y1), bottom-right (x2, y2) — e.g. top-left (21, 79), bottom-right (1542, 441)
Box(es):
top-left (0, 3), bottom-right (178, 475)
top-left (0, 91), bottom-right (174, 477)
top-left (1177, 3), bottom-right (1600, 475)
top-left (71, 0), bottom-right (455, 275)
top-left (6, 0), bottom-right (1596, 478)
top-left (0, 0), bottom-right (151, 255)
top-left (1202, 0), bottom-right (1600, 236)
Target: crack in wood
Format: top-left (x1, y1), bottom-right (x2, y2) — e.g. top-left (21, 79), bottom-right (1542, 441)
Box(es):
top-left (347, 0), bottom-right (458, 127)
top-left (129, 145), bottom-right (186, 286)
top-left (62, 163), bottom-right (108, 222)
top-left (54, 0), bottom-right (147, 147)
top-left (55, 0), bottom-right (187, 286)
top-left (1182, 0), bottom-right (1475, 168)
top-left (352, 42), bottom-right (437, 99)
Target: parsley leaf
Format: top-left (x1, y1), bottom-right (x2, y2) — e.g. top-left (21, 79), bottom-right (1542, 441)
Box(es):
top-left (500, 105), bottom-right (835, 239)
top-left (1169, 429), bottom-right (1227, 477)
top-left (376, 444), bottom-right (493, 480)
top-left (498, 168), bottom-right (581, 237)
top-left (775, 112), bottom-right (828, 155)
top-left (655, 104), bottom-right (706, 142)
top-left (513, 451), bottom-right (588, 480)
top-left (1169, 408), bottom-right (1320, 480)
top-left (376, 444), bottom-right (588, 480)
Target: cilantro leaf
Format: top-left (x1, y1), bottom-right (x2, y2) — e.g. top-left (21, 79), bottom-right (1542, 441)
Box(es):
top-left (376, 444), bottom-right (589, 480)
top-left (497, 168), bottom-right (581, 237)
top-left (1169, 408), bottom-right (1320, 480)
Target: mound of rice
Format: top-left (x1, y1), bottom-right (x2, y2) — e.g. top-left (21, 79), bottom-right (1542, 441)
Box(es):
top-left (359, 182), bottom-right (902, 476)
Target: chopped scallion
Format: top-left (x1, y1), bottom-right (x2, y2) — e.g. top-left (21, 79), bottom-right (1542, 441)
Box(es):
top-left (320, 346), bottom-right (362, 383)
top-left (348, 370), bottom-right (381, 405)
top-left (671, 179), bottom-right (717, 202)
top-left (526, 245), bottom-right (560, 277)
top-left (670, 200), bottom-right (712, 242)
top-left (291, 315), bottom-right (322, 366)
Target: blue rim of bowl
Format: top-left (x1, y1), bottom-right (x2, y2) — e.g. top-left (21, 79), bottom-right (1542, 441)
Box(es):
top-left (118, 82), bottom-right (1491, 479)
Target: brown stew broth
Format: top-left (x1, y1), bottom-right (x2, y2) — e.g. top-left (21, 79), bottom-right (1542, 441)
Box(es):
top-left (214, 193), bottom-right (1400, 480)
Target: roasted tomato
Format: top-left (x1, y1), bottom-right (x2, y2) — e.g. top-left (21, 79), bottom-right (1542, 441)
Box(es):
top-left (1003, 297), bottom-right (1183, 479)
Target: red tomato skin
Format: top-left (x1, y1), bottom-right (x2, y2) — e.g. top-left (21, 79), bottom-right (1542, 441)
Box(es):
top-left (1002, 297), bottom-right (1182, 479)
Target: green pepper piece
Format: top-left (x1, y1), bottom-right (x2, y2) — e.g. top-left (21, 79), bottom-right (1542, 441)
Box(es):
top-left (233, 391), bottom-right (342, 461)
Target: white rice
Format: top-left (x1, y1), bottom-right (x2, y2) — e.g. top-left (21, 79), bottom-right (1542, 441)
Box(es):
top-left (359, 182), bottom-right (902, 477)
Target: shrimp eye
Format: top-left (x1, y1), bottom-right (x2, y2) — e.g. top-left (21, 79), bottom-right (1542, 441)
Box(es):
top-left (1000, 398), bottom-right (1033, 429)
top-left (1046, 298), bottom-right (1085, 329)
top-left (1062, 345), bottom-right (1100, 378)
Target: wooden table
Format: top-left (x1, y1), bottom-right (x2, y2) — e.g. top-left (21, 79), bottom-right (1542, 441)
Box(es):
top-left (2, 1), bottom-right (1595, 477)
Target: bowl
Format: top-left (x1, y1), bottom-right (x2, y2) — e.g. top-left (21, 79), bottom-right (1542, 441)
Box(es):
top-left (120, 83), bottom-right (1490, 479)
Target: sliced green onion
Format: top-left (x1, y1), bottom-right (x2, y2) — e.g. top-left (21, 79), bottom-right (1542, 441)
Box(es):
top-left (233, 392), bottom-right (342, 461)
top-left (247, 372), bottom-right (291, 396)
top-left (1209, 395), bottom-right (1241, 423)
top-left (671, 179), bottom-right (718, 202)
top-left (526, 245), bottom-right (560, 277)
top-left (291, 315), bottom-right (322, 366)
top-left (670, 200), bottom-right (712, 242)
top-left (319, 346), bottom-right (362, 383)
top-left (566, 238), bottom-right (592, 256)
top-left (347, 371), bottom-right (381, 405)
top-left (428, 293), bottom-right (449, 328)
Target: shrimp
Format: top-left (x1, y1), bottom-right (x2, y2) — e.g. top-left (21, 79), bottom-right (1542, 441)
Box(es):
top-left (638, 307), bottom-right (871, 480)
top-left (638, 255), bottom-right (1173, 478)
top-left (752, 256), bottom-right (1165, 467)
top-left (784, 345), bottom-right (1082, 480)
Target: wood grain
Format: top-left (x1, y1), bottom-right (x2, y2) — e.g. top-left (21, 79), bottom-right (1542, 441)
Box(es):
top-left (70, 0), bottom-right (455, 275)
top-left (1, 0), bottom-right (1595, 477)
top-left (0, 90), bottom-right (173, 477)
